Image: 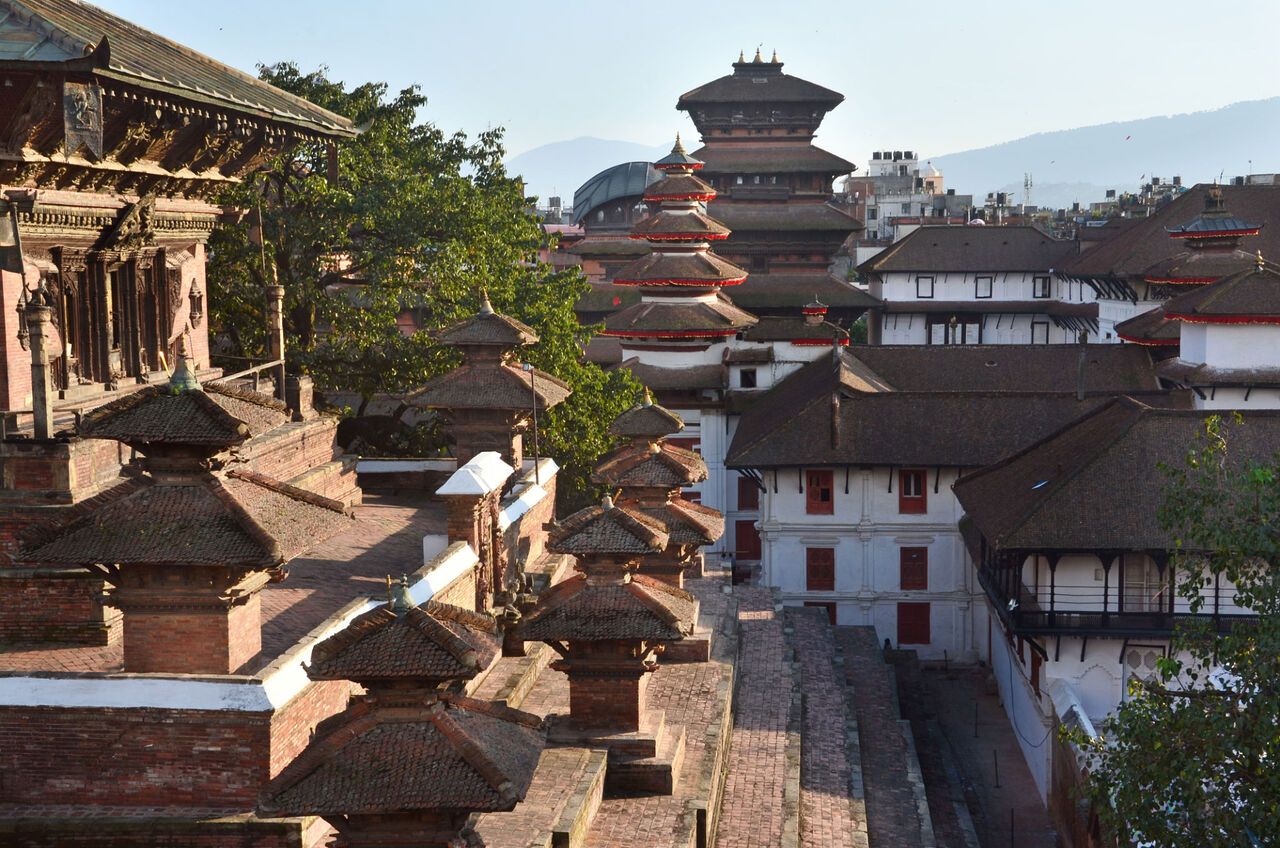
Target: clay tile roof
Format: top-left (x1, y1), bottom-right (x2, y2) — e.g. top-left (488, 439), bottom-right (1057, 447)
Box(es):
top-left (631, 210), bottom-right (731, 240)
top-left (308, 600), bottom-right (501, 684)
top-left (515, 573), bottom-right (696, 642)
top-left (644, 173), bottom-right (716, 202)
top-left (728, 272), bottom-right (881, 310)
top-left (743, 315), bottom-right (849, 342)
top-left (603, 295), bottom-right (758, 337)
top-left (2, 0), bottom-right (355, 137)
top-left (692, 144), bottom-right (855, 176)
top-left (436, 305), bottom-right (538, 347)
top-left (1166, 188), bottom-right (1262, 238)
top-left (858, 225), bottom-right (1075, 274)
top-left (618, 360), bottom-right (726, 391)
top-left (1140, 247), bottom-right (1262, 283)
top-left (954, 400), bottom-right (1280, 552)
top-left (710, 200), bottom-right (861, 233)
top-left (1115, 307), bottom-right (1180, 345)
top-left (258, 695), bottom-right (544, 817)
top-left (20, 469), bottom-right (351, 569)
top-left (636, 498), bottom-right (724, 546)
top-left (408, 364), bottom-right (571, 411)
top-left (1162, 260), bottom-right (1280, 321)
top-left (78, 382), bottom-right (288, 447)
top-left (608, 398), bottom-right (685, 437)
top-left (591, 442), bottom-right (708, 489)
top-left (547, 500), bottom-right (668, 556)
top-left (678, 63), bottom-right (843, 107)
top-left (612, 249), bottom-right (749, 287)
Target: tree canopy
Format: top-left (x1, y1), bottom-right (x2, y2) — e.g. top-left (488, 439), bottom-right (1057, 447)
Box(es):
top-left (1075, 413), bottom-right (1280, 847)
top-left (207, 64), bottom-right (640, 506)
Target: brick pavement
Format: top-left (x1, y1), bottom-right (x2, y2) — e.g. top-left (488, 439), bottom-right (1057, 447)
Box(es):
top-left (713, 586), bottom-right (793, 848)
top-left (788, 608), bottom-right (865, 848)
top-left (836, 626), bottom-right (929, 848)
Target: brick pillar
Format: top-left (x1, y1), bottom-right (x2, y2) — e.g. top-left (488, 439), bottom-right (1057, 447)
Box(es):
top-left (332, 810), bottom-right (472, 848)
top-left (556, 642), bottom-right (654, 732)
top-left (23, 295), bottom-right (53, 439)
top-left (113, 567), bottom-right (264, 674)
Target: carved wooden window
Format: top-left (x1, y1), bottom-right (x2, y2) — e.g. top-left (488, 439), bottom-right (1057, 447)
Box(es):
top-left (805, 470), bottom-right (834, 515)
top-left (805, 547), bottom-right (835, 592)
top-left (900, 547), bottom-right (928, 590)
top-left (897, 602), bottom-right (931, 644)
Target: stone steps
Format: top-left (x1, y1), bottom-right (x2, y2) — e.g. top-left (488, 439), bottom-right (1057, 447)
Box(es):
top-left (474, 747), bottom-right (607, 848)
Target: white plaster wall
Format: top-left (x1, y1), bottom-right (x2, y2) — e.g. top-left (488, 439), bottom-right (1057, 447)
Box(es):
top-left (1198, 386), bottom-right (1280, 410)
top-left (1200, 323), bottom-right (1280, 371)
top-left (985, 601), bottom-right (1054, 801)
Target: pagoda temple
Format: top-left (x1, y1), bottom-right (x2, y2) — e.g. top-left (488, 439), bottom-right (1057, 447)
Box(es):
top-left (592, 392), bottom-right (723, 587)
top-left (259, 584), bottom-right (545, 848)
top-left (1116, 187), bottom-right (1264, 347)
top-left (676, 51), bottom-right (878, 322)
top-left (18, 362), bottom-right (353, 673)
top-left (408, 294), bottom-right (571, 468)
top-left (515, 495), bottom-right (697, 795)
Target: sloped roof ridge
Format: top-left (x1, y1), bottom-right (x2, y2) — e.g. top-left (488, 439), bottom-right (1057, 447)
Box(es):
top-left (204, 381), bottom-right (290, 413)
top-left (955, 396), bottom-right (1149, 546)
top-left (224, 467), bottom-right (348, 514)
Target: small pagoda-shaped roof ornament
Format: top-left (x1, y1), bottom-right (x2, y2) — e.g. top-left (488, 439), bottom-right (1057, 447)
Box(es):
top-left (260, 591), bottom-right (544, 847)
top-left (1142, 186), bottom-right (1266, 286)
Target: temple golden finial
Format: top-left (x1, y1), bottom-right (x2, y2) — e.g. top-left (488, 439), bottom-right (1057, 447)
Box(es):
top-left (738, 49), bottom-right (745, 63)
top-left (771, 49), bottom-right (779, 63)
top-left (753, 47), bottom-right (763, 63)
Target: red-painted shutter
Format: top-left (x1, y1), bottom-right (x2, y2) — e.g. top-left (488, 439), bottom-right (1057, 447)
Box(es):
top-left (897, 602), bottom-right (931, 645)
top-left (806, 547), bottom-right (835, 591)
top-left (737, 474), bottom-right (760, 510)
top-left (898, 469), bottom-right (927, 514)
top-left (899, 547), bottom-right (928, 590)
top-left (805, 470), bottom-right (834, 515)
top-left (735, 520), bottom-right (761, 560)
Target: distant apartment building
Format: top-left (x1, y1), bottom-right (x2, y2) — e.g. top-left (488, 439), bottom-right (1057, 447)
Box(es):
top-left (848, 151), bottom-right (972, 248)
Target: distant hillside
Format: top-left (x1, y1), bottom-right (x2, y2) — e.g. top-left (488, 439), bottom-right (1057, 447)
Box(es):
top-left (927, 98), bottom-right (1280, 211)
top-left (506, 137), bottom-right (669, 203)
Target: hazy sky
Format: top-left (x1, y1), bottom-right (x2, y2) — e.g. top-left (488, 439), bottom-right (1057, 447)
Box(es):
top-left (101, 0), bottom-right (1280, 162)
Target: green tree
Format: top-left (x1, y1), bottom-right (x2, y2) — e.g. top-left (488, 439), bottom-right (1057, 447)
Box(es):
top-left (1074, 413), bottom-right (1280, 846)
top-left (207, 64), bottom-right (640, 506)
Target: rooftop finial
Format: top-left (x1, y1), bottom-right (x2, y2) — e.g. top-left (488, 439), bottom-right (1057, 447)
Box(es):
top-left (388, 574), bottom-right (414, 614)
top-left (671, 133), bottom-right (686, 156)
top-left (1258, 250), bottom-right (1265, 271)
top-left (753, 47), bottom-right (763, 63)
top-left (168, 351), bottom-right (201, 395)
top-left (771, 49), bottom-right (778, 63)
top-left (738, 49), bottom-right (745, 63)
top-left (642, 387), bottom-right (653, 407)
top-left (601, 494), bottom-right (615, 511)
top-left (479, 289), bottom-right (494, 315)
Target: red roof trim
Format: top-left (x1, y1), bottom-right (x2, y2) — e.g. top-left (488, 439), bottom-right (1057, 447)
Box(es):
top-left (1169, 228), bottom-right (1261, 239)
top-left (1165, 312), bottom-right (1280, 325)
top-left (600, 328), bottom-right (739, 338)
top-left (656, 163), bottom-right (704, 171)
top-left (791, 338), bottom-right (850, 346)
top-left (1116, 333), bottom-right (1179, 346)
top-left (643, 192), bottom-right (717, 202)
top-left (1142, 275), bottom-right (1219, 284)
top-left (629, 233), bottom-right (730, 242)
top-left (612, 276), bottom-right (747, 287)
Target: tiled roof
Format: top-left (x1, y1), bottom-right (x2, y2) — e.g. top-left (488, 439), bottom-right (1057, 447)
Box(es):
top-left (436, 306), bottom-right (538, 348)
top-left (608, 399), bottom-right (685, 438)
top-left (635, 497), bottom-right (724, 546)
top-left (644, 173), bottom-right (716, 202)
top-left (0, 0), bottom-right (354, 136)
top-left (592, 442), bottom-right (707, 489)
top-left (1162, 260), bottom-right (1280, 321)
top-left (612, 250), bottom-right (748, 287)
top-left (618, 360), bottom-right (726, 391)
top-left (1166, 188), bottom-right (1262, 238)
top-left (692, 144), bottom-right (854, 175)
top-left (1115, 308), bottom-right (1180, 345)
top-left (678, 63), bottom-right (843, 106)
top-left (547, 500), bottom-right (668, 556)
top-left (78, 382), bottom-right (288, 447)
top-left (729, 272), bottom-right (880, 310)
top-left (408, 364), bottom-right (571, 411)
top-left (847, 344), bottom-right (1161, 394)
top-left (709, 200), bottom-right (860, 232)
top-left (1062, 185), bottom-right (1280, 279)
top-left (516, 573), bottom-right (696, 642)
top-left (743, 316), bottom-right (848, 342)
top-left (954, 399), bottom-right (1280, 551)
top-left (859, 225), bottom-right (1075, 274)
top-left (1140, 247), bottom-right (1260, 283)
top-left (308, 600), bottom-right (501, 684)
top-left (631, 210), bottom-right (731, 240)
top-left (258, 695), bottom-right (543, 816)
top-left (1155, 358), bottom-right (1280, 387)
top-left (21, 469), bottom-right (351, 568)
top-left (603, 295), bottom-right (757, 336)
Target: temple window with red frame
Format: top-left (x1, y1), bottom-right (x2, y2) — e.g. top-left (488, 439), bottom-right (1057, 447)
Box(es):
top-left (805, 469), bottom-right (834, 514)
top-left (898, 469), bottom-right (926, 514)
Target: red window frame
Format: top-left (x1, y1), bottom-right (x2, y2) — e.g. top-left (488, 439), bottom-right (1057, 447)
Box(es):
top-left (805, 547), bottom-right (835, 592)
top-left (900, 547), bottom-right (928, 590)
top-left (898, 469), bottom-right (927, 514)
top-left (897, 602), bottom-right (931, 645)
top-left (735, 520), bottom-right (761, 560)
top-left (805, 601), bottom-right (837, 625)
top-left (737, 474), bottom-right (760, 510)
top-left (805, 469), bottom-right (834, 515)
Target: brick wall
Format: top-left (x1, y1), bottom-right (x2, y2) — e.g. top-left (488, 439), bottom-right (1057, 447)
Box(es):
top-left (268, 679), bottom-right (354, 778)
top-left (120, 593), bottom-right (261, 675)
top-left (0, 570), bottom-right (117, 644)
top-left (237, 419), bottom-right (341, 483)
top-left (1, 819), bottom-right (307, 848)
top-left (431, 569), bottom-right (477, 612)
top-left (0, 705), bottom-right (272, 807)
top-left (1, 266), bottom-right (32, 411)
top-left (0, 436), bottom-right (129, 507)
